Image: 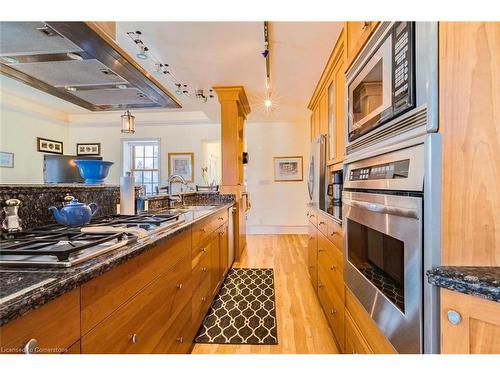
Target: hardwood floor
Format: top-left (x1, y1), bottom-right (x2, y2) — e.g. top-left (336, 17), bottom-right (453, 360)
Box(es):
top-left (191, 234), bottom-right (340, 354)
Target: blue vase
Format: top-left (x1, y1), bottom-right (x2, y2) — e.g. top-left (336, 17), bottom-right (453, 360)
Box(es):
top-left (74, 160), bottom-right (114, 184)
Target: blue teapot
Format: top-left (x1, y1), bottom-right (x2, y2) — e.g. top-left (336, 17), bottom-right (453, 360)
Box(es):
top-left (49, 199), bottom-right (98, 226)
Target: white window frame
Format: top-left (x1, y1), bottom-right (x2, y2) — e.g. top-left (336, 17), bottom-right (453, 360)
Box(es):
top-left (121, 138), bottom-right (161, 195)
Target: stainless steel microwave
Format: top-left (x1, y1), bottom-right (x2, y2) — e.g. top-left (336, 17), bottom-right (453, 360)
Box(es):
top-left (347, 22), bottom-right (415, 142)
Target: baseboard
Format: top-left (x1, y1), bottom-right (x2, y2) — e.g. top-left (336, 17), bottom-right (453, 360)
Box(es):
top-left (246, 225), bottom-right (308, 235)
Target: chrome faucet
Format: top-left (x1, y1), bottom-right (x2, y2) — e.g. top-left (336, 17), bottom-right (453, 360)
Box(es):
top-left (168, 174), bottom-right (188, 207)
top-left (2, 199), bottom-right (22, 232)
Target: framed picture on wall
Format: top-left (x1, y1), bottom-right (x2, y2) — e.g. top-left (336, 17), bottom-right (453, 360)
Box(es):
top-left (37, 137), bottom-right (63, 154)
top-left (77, 143), bottom-right (101, 156)
top-left (0, 151), bottom-right (14, 168)
top-left (168, 152), bottom-right (194, 182)
top-left (274, 156), bottom-right (303, 182)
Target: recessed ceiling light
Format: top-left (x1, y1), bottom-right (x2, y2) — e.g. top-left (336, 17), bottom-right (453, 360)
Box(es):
top-left (1, 56), bottom-right (19, 64)
top-left (65, 86), bottom-right (77, 92)
top-left (66, 52), bottom-right (83, 61)
top-left (264, 98), bottom-right (272, 109)
top-left (116, 84), bottom-right (128, 90)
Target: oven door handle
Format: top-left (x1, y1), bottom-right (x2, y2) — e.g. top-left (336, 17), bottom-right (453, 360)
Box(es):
top-left (346, 199), bottom-right (419, 219)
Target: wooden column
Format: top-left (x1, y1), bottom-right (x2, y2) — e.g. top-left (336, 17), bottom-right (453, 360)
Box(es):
top-left (213, 86), bottom-right (251, 261)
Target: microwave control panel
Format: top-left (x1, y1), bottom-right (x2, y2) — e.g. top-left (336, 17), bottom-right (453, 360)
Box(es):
top-left (349, 159), bottom-right (410, 181)
top-left (392, 22), bottom-right (414, 111)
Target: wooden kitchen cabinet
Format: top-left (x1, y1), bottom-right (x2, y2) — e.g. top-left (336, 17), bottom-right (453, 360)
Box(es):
top-left (345, 288), bottom-right (396, 354)
top-left (81, 230), bottom-right (191, 334)
top-left (318, 232), bottom-right (344, 301)
top-left (344, 310), bottom-right (373, 354)
top-left (440, 289), bottom-right (500, 354)
top-left (308, 223), bottom-right (318, 290)
top-left (81, 255), bottom-right (192, 354)
top-left (308, 28), bottom-right (346, 166)
top-left (0, 288), bottom-right (80, 354)
top-left (345, 21), bottom-right (378, 69)
top-left (219, 224), bottom-right (229, 279)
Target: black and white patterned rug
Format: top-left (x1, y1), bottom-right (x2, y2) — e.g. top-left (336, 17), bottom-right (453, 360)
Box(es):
top-left (194, 268), bottom-right (278, 345)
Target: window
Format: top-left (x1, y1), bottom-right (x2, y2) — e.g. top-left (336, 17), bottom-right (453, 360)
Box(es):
top-left (127, 141), bottom-right (159, 195)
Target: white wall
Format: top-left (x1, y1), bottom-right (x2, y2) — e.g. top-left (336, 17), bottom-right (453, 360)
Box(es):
top-left (0, 101), bottom-right (70, 184)
top-left (245, 122), bottom-right (310, 234)
top-left (67, 122), bottom-right (220, 189)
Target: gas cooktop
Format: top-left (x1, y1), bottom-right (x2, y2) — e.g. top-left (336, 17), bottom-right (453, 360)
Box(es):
top-left (0, 213), bottom-right (184, 268)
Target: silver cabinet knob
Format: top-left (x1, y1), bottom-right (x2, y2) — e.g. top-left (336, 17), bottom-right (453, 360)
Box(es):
top-left (201, 297), bottom-right (207, 302)
top-left (202, 267), bottom-right (208, 272)
top-left (318, 284), bottom-right (324, 289)
top-left (330, 231), bottom-right (337, 236)
top-left (176, 337), bottom-right (184, 343)
top-left (23, 338), bottom-right (39, 354)
top-left (200, 228), bottom-right (206, 233)
top-left (130, 334), bottom-right (138, 344)
top-left (201, 247), bottom-right (206, 253)
top-left (330, 309), bottom-right (337, 315)
top-left (330, 265), bottom-right (337, 271)
top-left (176, 283), bottom-right (183, 289)
top-left (447, 310), bottom-right (462, 325)
top-left (319, 221), bottom-right (326, 226)
top-left (362, 21), bottom-right (370, 30)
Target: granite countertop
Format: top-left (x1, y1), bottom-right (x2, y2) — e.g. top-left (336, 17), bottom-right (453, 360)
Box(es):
top-left (427, 266), bottom-right (500, 302)
top-left (0, 203), bottom-right (233, 327)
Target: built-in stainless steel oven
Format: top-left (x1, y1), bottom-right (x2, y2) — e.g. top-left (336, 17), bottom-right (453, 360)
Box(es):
top-left (348, 22), bottom-right (415, 142)
top-left (343, 144), bottom-right (426, 353)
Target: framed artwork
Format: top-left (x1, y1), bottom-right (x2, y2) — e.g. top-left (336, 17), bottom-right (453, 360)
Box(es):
top-left (0, 151), bottom-right (14, 168)
top-left (77, 143), bottom-right (101, 156)
top-left (168, 152), bottom-right (194, 182)
top-left (37, 137), bottom-right (63, 154)
top-left (274, 156), bottom-right (303, 182)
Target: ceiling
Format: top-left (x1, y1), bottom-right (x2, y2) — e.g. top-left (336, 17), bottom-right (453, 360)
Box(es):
top-left (1, 22), bottom-right (343, 124)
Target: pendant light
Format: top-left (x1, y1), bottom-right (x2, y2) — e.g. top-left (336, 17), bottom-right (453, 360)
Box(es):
top-left (121, 110), bottom-right (135, 134)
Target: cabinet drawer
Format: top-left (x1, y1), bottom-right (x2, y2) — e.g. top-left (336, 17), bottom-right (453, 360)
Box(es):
top-left (192, 216), bottom-right (215, 250)
top-left (345, 310), bottom-right (373, 354)
top-left (318, 232), bottom-right (344, 300)
top-left (193, 244), bottom-right (211, 290)
top-left (317, 214), bottom-right (329, 237)
top-left (192, 236), bottom-right (212, 270)
top-left (308, 224), bottom-right (318, 289)
top-left (192, 276), bottom-right (212, 327)
top-left (0, 288), bottom-right (80, 355)
top-left (307, 209), bottom-right (318, 227)
top-left (327, 219), bottom-right (343, 251)
top-left (213, 210), bottom-right (228, 229)
top-left (318, 273), bottom-right (345, 351)
top-left (81, 230), bottom-right (190, 334)
top-left (81, 256), bottom-right (192, 354)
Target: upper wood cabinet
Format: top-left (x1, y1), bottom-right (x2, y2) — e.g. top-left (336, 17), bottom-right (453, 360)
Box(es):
top-left (440, 289), bottom-right (500, 354)
top-left (345, 22), bottom-right (378, 70)
top-left (308, 28), bottom-right (346, 166)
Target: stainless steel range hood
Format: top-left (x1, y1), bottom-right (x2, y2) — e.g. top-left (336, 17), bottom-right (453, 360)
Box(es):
top-left (0, 22), bottom-right (181, 111)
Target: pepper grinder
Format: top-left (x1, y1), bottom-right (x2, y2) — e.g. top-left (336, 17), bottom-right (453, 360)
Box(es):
top-left (2, 198), bottom-right (22, 232)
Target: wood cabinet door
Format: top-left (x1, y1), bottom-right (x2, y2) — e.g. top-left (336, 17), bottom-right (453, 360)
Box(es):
top-left (333, 57), bottom-right (346, 164)
top-left (210, 233), bottom-right (221, 297)
top-left (81, 256), bottom-right (192, 354)
top-left (441, 289), bottom-right (500, 354)
top-left (308, 223), bottom-right (318, 290)
top-left (219, 225), bottom-right (229, 279)
top-left (319, 91), bottom-right (329, 136)
top-left (0, 288), bottom-right (80, 355)
top-left (344, 310), bottom-right (373, 354)
top-left (318, 231), bottom-right (344, 301)
top-left (345, 21), bottom-right (375, 67)
top-left (317, 270), bottom-right (345, 351)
